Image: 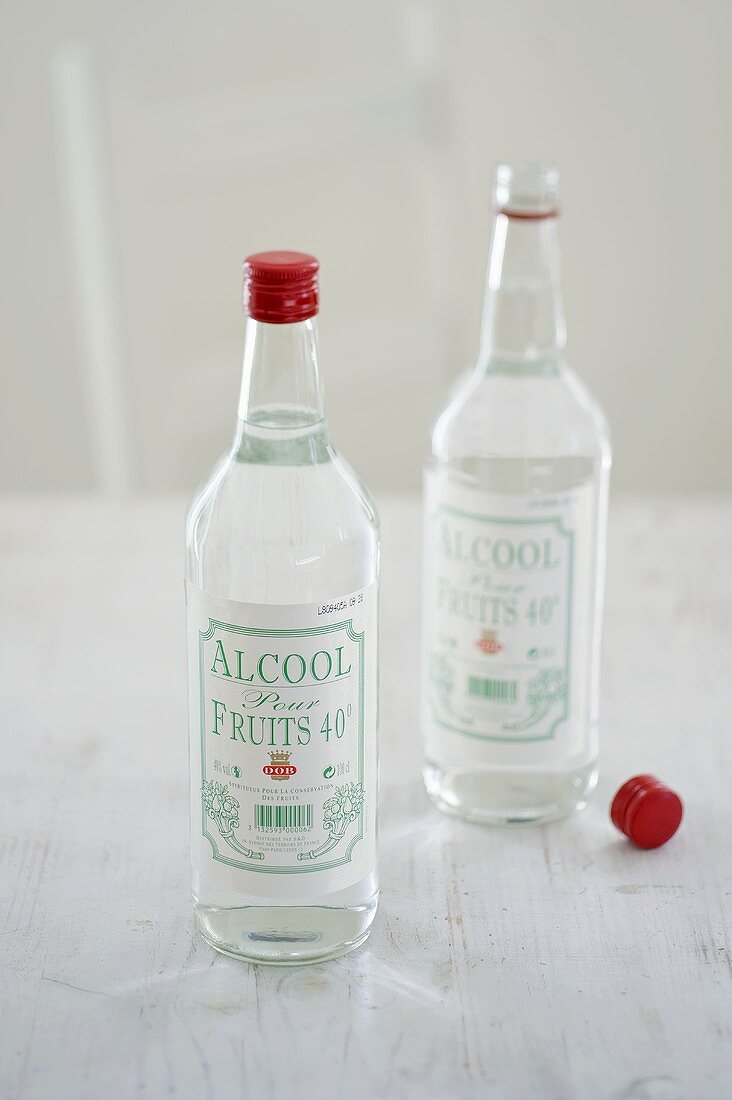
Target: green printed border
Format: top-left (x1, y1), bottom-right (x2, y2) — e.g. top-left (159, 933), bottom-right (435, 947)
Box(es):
top-left (198, 618), bottom-right (365, 873)
top-left (430, 504), bottom-right (574, 744)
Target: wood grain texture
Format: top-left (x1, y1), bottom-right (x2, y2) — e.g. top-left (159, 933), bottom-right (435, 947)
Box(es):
top-left (1, 495), bottom-right (731, 1100)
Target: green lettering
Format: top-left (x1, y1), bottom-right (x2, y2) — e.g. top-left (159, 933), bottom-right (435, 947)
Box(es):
top-left (335, 646), bottom-right (352, 677)
top-left (212, 699), bottom-right (226, 735)
top-left (297, 716), bottom-right (311, 745)
top-left (211, 640), bottom-right (231, 677)
top-left (311, 650), bottom-right (333, 682)
top-left (283, 653), bottom-right (306, 684)
top-left (234, 650), bottom-right (253, 682)
top-left (230, 710), bottom-right (244, 741)
top-left (258, 653), bottom-right (278, 684)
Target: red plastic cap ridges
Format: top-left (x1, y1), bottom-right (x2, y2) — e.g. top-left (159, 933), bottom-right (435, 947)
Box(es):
top-left (243, 251), bottom-right (319, 324)
top-left (610, 775), bottom-right (683, 850)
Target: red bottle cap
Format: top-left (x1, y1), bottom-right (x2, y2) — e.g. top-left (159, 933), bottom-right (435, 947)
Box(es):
top-left (610, 775), bottom-right (683, 850)
top-left (243, 251), bottom-right (319, 324)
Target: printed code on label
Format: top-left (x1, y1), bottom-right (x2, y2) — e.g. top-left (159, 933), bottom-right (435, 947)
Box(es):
top-left (254, 804), bottom-right (314, 829)
top-left (467, 676), bottom-right (517, 702)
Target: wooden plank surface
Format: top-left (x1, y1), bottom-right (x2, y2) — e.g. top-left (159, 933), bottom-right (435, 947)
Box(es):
top-left (1, 495), bottom-right (731, 1100)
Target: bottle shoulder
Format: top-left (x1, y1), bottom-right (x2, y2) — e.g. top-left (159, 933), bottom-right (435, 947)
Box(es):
top-left (185, 434), bottom-right (379, 595)
top-left (432, 362), bottom-right (611, 462)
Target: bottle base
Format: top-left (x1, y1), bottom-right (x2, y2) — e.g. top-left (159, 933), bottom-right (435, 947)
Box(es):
top-left (423, 759), bottom-right (598, 825)
top-left (194, 898), bottom-right (377, 966)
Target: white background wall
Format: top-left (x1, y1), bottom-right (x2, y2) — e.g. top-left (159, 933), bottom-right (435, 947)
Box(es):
top-left (2, 0), bottom-right (731, 494)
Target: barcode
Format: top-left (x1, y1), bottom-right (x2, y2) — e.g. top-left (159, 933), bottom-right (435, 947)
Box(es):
top-left (468, 676), bottom-right (517, 702)
top-left (254, 804), bottom-right (313, 829)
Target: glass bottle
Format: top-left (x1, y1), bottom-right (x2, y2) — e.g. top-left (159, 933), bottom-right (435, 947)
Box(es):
top-left (422, 164), bottom-right (611, 824)
top-left (186, 252), bottom-right (379, 964)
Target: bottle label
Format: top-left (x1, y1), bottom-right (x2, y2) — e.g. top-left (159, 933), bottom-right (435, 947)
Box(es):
top-left (423, 472), bottom-right (593, 749)
top-left (187, 583), bottom-right (377, 900)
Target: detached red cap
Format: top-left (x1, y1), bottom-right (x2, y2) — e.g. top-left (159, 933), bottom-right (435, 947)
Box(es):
top-left (243, 251), bottom-right (319, 324)
top-left (610, 775), bottom-right (683, 850)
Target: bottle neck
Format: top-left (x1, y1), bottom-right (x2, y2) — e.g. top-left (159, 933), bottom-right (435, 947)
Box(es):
top-left (477, 212), bottom-right (566, 372)
top-left (236, 316), bottom-right (325, 432)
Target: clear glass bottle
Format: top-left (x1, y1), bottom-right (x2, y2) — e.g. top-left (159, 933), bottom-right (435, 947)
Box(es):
top-left (186, 252), bottom-right (379, 964)
top-left (422, 164), bottom-right (611, 825)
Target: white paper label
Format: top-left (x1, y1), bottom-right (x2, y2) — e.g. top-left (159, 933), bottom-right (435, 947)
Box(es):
top-left (187, 583), bottom-right (377, 900)
top-left (423, 472), bottom-right (594, 759)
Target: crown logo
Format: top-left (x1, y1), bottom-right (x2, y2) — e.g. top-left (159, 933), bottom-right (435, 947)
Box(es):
top-left (263, 750), bottom-right (297, 780)
top-left (475, 629), bottom-right (503, 655)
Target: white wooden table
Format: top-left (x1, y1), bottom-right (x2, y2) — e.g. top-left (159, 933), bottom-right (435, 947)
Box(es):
top-left (2, 495), bottom-right (731, 1100)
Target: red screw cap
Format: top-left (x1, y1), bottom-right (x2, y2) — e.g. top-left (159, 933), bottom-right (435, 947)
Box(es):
top-left (610, 775), bottom-right (683, 850)
top-left (243, 251), bottom-right (319, 324)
